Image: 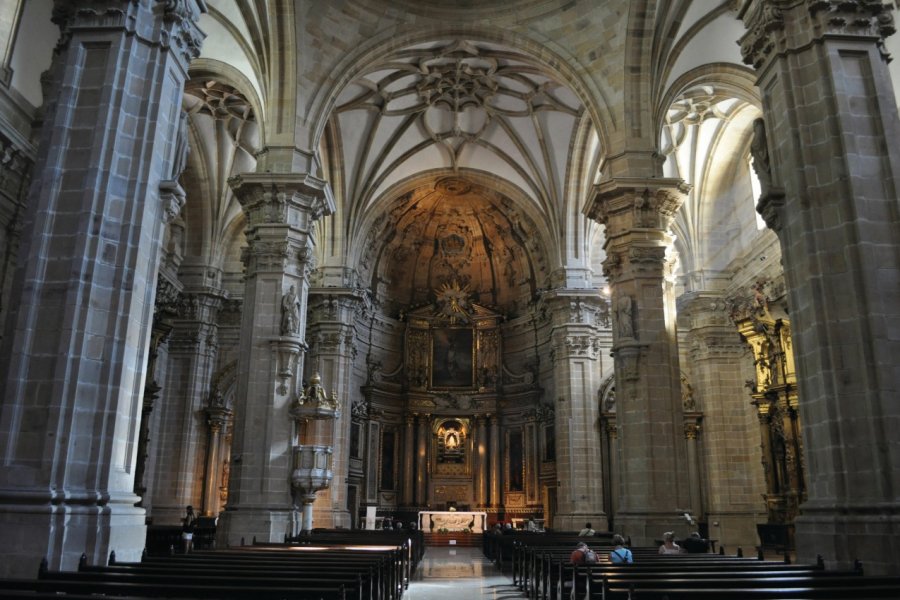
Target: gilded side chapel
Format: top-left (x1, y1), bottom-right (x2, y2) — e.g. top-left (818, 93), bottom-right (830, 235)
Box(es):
top-left (0, 0), bottom-right (898, 577)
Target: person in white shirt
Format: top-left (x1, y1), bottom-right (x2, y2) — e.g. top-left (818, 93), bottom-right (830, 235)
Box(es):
top-left (658, 531), bottom-right (683, 554)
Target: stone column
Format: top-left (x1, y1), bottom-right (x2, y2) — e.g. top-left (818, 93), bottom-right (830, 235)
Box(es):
top-left (738, 1), bottom-right (900, 572)
top-left (680, 291), bottom-right (765, 550)
top-left (475, 416), bottom-right (488, 507)
top-left (306, 288), bottom-right (364, 528)
top-left (683, 419), bottom-right (702, 523)
top-left (149, 284), bottom-right (224, 524)
top-left (586, 178), bottom-right (690, 543)
top-left (544, 291), bottom-right (607, 531)
top-left (0, 1), bottom-right (205, 575)
top-left (133, 313), bottom-right (173, 504)
top-left (401, 415), bottom-right (415, 506)
top-left (602, 419), bottom-right (620, 525)
top-left (489, 415), bottom-right (501, 506)
top-left (415, 414), bottom-right (429, 505)
top-left (216, 173), bottom-right (334, 545)
top-left (202, 404), bottom-right (232, 517)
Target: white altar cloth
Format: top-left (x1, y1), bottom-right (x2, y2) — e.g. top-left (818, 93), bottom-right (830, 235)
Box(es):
top-left (418, 510), bottom-right (488, 533)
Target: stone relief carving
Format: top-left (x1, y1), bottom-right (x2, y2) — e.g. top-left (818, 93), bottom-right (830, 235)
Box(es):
top-left (476, 328), bottom-right (500, 389)
top-left (351, 398), bottom-right (369, 421)
top-left (0, 136), bottom-right (32, 201)
top-left (602, 251), bottom-right (622, 280)
top-left (218, 298), bottom-right (242, 327)
top-left (406, 329), bottom-right (430, 389)
top-left (727, 276), bottom-right (786, 324)
top-left (154, 275), bottom-right (182, 318)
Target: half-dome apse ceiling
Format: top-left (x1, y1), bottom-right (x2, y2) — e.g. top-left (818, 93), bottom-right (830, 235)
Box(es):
top-left (360, 176), bottom-right (548, 317)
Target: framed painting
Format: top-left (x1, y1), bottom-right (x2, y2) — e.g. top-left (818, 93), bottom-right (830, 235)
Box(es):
top-left (431, 328), bottom-right (474, 388)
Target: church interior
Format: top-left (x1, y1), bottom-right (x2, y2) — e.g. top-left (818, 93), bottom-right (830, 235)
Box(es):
top-left (0, 0), bottom-right (898, 579)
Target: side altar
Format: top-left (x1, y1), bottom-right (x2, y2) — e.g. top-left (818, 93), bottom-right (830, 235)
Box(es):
top-left (418, 510), bottom-right (487, 533)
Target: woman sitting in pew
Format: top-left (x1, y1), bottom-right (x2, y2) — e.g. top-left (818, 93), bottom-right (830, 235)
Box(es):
top-left (658, 531), bottom-right (683, 554)
top-left (609, 534), bottom-right (633, 564)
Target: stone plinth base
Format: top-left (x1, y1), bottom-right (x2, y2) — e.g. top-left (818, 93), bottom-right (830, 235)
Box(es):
top-left (553, 513), bottom-right (608, 533)
top-left (0, 496), bottom-right (146, 577)
top-left (795, 506), bottom-right (900, 576)
top-left (216, 506), bottom-right (293, 547)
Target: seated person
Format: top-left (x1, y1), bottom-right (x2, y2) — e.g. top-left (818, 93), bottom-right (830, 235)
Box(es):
top-left (570, 542), bottom-right (598, 564)
top-left (681, 531), bottom-right (710, 553)
top-left (578, 522), bottom-right (595, 536)
top-left (658, 531), bottom-right (682, 554)
top-left (609, 534), bottom-right (633, 564)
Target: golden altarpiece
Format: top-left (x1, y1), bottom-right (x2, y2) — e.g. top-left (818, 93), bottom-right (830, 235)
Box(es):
top-left (729, 277), bottom-right (805, 550)
top-left (352, 283), bottom-right (553, 524)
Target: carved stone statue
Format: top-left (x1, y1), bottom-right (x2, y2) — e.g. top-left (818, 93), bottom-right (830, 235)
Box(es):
top-left (281, 285), bottom-right (301, 335)
top-left (750, 117), bottom-right (772, 196)
top-left (169, 110), bottom-right (190, 180)
top-left (615, 294), bottom-right (635, 340)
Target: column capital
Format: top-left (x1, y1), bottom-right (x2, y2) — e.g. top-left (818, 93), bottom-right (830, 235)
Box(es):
top-left (587, 177), bottom-right (689, 232)
top-left (52, 0), bottom-right (207, 71)
top-left (230, 172), bottom-right (335, 229)
top-left (205, 405), bottom-right (232, 431)
top-left (738, 0), bottom-right (896, 70)
top-left (307, 289), bottom-right (368, 324)
top-left (683, 420), bottom-right (702, 440)
top-left (540, 288), bottom-right (611, 329)
top-left (550, 330), bottom-right (602, 362)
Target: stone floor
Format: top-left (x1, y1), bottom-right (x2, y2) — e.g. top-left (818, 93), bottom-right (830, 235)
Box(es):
top-left (406, 546), bottom-right (523, 600)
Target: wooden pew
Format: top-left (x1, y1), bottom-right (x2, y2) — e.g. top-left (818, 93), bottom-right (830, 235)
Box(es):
top-left (140, 546), bottom-right (397, 600)
top-left (0, 540), bottom-right (405, 600)
top-left (567, 555), bottom-right (900, 600)
top-left (0, 575), bottom-right (348, 599)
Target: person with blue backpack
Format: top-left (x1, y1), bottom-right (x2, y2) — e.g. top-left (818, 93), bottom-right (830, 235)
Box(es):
top-left (609, 534), bottom-right (634, 564)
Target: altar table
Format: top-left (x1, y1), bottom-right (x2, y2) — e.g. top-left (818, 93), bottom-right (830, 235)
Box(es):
top-left (418, 510), bottom-right (487, 533)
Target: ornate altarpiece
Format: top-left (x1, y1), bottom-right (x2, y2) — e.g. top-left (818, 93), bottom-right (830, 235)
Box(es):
top-left (404, 282), bottom-right (503, 395)
top-left (403, 282), bottom-right (503, 508)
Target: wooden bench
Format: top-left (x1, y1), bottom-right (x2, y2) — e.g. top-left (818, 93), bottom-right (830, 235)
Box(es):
top-left (0, 538), bottom-right (408, 600)
top-left (567, 556), bottom-right (900, 600)
top-left (0, 576), bottom-right (348, 599)
top-left (138, 546), bottom-right (397, 600)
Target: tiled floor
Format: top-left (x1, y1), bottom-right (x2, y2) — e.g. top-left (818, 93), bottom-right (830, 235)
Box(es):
top-left (406, 546), bottom-right (523, 600)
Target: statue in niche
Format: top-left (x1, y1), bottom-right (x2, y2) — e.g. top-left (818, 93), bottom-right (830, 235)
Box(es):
top-left (615, 294), bottom-right (635, 340)
top-left (437, 421), bottom-right (465, 464)
top-left (751, 117), bottom-right (773, 197)
top-left (281, 285), bottom-right (301, 335)
top-left (169, 110), bottom-right (190, 181)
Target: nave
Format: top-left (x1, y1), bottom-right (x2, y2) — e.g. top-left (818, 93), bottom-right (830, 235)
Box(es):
top-left (407, 547), bottom-right (520, 600)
